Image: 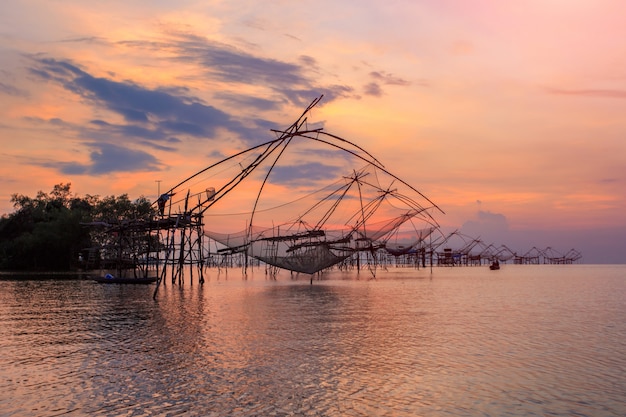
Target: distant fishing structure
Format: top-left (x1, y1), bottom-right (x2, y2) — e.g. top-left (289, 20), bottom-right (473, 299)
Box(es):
top-left (429, 231), bottom-right (582, 266)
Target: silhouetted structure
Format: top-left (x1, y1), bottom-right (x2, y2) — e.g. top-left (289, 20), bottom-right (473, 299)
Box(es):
top-left (83, 97), bottom-right (582, 294)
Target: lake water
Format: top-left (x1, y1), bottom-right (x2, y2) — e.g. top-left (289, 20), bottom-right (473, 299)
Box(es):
top-left (0, 265), bottom-right (624, 416)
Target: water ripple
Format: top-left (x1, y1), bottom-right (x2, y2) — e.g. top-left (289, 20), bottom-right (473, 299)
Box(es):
top-left (0, 266), bottom-right (624, 416)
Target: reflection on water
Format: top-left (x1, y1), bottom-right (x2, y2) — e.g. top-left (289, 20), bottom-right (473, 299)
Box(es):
top-left (0, 265), bottom-right (624, 416)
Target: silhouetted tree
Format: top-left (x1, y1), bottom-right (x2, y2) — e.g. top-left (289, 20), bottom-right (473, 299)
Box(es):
top-left (0, 183), bottom-right (154, 271)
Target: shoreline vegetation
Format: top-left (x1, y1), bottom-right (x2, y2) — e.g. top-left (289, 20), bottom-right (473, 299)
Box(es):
top-left (0, 183), bottom-right (153, 272)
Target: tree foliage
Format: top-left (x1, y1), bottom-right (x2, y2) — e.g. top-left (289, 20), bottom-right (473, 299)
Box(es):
top-left (0, 183), bottom-right (155, 271)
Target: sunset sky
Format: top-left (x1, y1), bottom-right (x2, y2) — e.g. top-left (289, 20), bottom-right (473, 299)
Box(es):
top-left (1, 0), bottom-right (625, 263)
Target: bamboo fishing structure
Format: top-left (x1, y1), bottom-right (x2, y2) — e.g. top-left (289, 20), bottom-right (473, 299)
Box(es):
top-left (83, 96), bottom-right (582, 296)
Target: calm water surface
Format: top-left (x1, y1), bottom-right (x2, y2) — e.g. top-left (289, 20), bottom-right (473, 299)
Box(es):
top-left (0, 265), bottom-right (624, 416)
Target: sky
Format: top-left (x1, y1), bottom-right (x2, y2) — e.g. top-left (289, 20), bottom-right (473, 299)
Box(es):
top-left (1, 0), bottom-right (625, 263)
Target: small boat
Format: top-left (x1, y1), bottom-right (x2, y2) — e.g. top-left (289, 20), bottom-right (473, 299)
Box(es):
top-left (489, 260), bottom-right (500, 270)
top-left (92, 273), bottom-right (157, 284)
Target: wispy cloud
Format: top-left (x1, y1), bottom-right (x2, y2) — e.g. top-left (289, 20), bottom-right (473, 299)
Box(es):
top-left (364, 82), bottom-right (383, 97)
top-left (21, 35), bottom-right (361, 177)
top-left (38, 142), bottom-right (163, 175)
top-left (213, 92), bottom-right (285, 111)
top-left (119, 31), bottom-right (354, 107)
top-left (119, 33), bottom-right (298, 82)
top-left (364, 71), bottom-right (413, 96)
top-left (0, 81), bottom-right (28, 97)
top-left (546, 87), bottom-right (626, 99)
top-left (22, 48), bottom-right (358, 176)
top-left (369, 71), bottom-right (411, 86)
top-left (269, 162), bottom-right (343, 186)
top-left (28, 56), bottom-right (264, 143)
